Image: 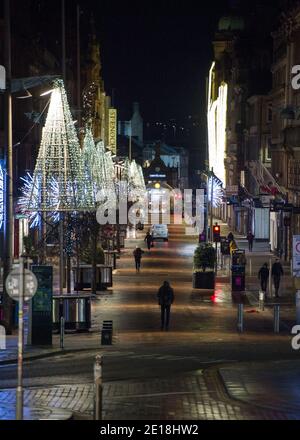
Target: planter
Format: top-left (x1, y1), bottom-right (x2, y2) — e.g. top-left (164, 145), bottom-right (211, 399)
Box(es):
top-left (193, 271), bottom-right (215, 289)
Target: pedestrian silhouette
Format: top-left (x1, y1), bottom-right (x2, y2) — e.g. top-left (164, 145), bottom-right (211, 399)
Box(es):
top-left (144, 231), bottom-right (153, 250)
top-left (247, 231), bottom-right (254, 252)
top-left (227, 232), bottom-right (234, 243)
top-left (271, 259), bottom-right (283, 297)
top-left (133, 246), bottom-right (144, 272)
top-left (157, 281), bottom-right (174, 331)
top-left (258, 262), bottom-right (269, 293)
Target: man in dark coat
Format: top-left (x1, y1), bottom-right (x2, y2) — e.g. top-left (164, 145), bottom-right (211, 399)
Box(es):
top-left (133, 246), bottom-right (144, 272)
top-left (157, 281), bottom-right (174, 331)
top-left (258, 263), bottom-right (269, 292)
top-left (271, 259), bottom-right (284, 297)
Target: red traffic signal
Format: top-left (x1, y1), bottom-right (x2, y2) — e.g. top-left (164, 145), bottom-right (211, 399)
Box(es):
top-left (213, 224), bottom-right (221, 242)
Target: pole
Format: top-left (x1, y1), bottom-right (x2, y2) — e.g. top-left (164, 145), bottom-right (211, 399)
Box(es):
top-left (76, 3), bottom-right (81, 128)
top-left (129, 120), bottom-right (132, 161)
top-left (237, 303), bottom-right (243, 332)
top-left (16, 257), bottom-right (24, 420)
top-left (3, 0), bottom-right (14, 333)
top-left (94, 354), bottom-right (103, 420)
top-left (284, 223), bottom-right (288, 262)
top-left (59, 214), bottom-right (64, 294)
top-left (60, 316), bottom-right (65, 349)
top-left (62, 0), bottom-right (66, 83)
top-left (249, 258), bottom-right (252, 277)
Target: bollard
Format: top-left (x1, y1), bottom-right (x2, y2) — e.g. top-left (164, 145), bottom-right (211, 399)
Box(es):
top-left (94, 355), bottom-right (103, 420)
top-left (274, 304), bottom-right (280, 333)
top-left (259, 291), bottom-right (265, 311)
top-left (237, 303), bottom-right (244, 333)
top-left (249, 258), bottom-right (252, 277)
top-left (60, 317), bottom-right (65, 349)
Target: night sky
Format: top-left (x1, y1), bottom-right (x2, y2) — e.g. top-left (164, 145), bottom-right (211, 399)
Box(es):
top-left (79, 0), bottom-right (229, 122)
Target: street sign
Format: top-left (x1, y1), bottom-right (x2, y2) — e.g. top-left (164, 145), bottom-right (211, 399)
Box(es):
top-left (5, 269), bottom-right (38, 302)
top-left (293, 235), bottom-right (300, 277)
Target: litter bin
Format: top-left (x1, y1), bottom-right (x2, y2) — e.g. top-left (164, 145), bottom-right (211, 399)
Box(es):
top-left (52, 295), bottom-right (91, 332)
top-left (101, 320), bottom-right (113, 345)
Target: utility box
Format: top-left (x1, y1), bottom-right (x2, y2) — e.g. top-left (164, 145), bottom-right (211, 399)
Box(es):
top-left (231, 250), bottom-right (246, 292)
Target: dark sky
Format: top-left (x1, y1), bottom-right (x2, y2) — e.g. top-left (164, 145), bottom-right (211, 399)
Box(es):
top-left (79, 0), bottom-right (229, 121)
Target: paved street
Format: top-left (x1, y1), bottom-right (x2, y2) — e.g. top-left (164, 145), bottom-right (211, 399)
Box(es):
top-left (1, 221), bottom-right (300, 419)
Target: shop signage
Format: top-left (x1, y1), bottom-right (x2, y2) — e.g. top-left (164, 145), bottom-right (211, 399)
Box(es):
top-left (108, 108), bottom-right (117, 155)
top-left (226, 185), bottom-right (238, 196)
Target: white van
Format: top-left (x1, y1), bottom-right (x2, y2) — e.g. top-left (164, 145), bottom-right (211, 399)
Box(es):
top-left (151, 224), bottom-right (169, 242)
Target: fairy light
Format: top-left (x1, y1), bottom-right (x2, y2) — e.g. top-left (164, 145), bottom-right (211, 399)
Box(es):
top-left (18, 173), bottom-right (60, 228)
top-left (27, 79), bottom-right (95, 214)
top-left (208, 177), bottom-right (224, 208)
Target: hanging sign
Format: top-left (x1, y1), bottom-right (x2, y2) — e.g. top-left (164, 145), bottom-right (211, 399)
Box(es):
top-left (108, 108), bottom-right (117, 155)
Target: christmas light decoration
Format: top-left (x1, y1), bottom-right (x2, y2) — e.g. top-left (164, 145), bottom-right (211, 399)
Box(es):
top-left (18, 173), bottom-right (60, 228)
top-left (129, 160), bottom-right (147, 202)
top-left (208, 177), bottom-right (224, 208)
top-left (26, 79), bottom-right (94, 213)
top-left (94, 140), bottom-right (116, 208)
top-left (207, 61), bottom-right (227, 186)
top-left (0, 162), bottom-right (3, 230)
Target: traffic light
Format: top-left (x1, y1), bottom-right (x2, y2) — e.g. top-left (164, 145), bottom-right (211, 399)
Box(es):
top-left (213, 224), bottom-right (221, 242)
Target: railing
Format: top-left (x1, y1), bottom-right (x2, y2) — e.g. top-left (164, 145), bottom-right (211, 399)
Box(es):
top-left (247, 160), bottom-right (285, 194)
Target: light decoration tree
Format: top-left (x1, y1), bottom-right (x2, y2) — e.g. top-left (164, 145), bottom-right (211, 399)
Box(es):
top-left (94, 140), bottom-right (116, 208)
top-left (0, 162), bottom-right (3, 230)
top-left (208, 176), bottom-right (224, 208)
top-left (82, 127), bottom-right (99, 200)
top-left (129, 160), bottom-right (147, 202)
top-left (26, 79), bottom-right (94, 213)
top-left (120, 158), bottom-right (146, 203)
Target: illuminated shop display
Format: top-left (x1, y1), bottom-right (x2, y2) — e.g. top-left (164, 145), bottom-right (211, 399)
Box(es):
top-left (207, 62), bottom-right (227, 186)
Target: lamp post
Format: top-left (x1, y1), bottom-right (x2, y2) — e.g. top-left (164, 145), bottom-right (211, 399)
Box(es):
top-left (3, 0), bottom-right (14, 332)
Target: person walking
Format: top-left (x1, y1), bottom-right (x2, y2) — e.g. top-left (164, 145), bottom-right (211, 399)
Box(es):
top-left (271, 258), bottom-right (284, 297)
top-left (133, 246), bottom-right (144, 272)
top-left (230, 239), bottom-right (238, 255)
top-left (157, 281), bottom-right (174, 331)
top-left (247, 231), bottom-right (254, 252)
top-left (258, 263), bottom-right (269, 293)
top-left (144, 231), bottom-right (153, 251)
top-left (227, 232), bottom-right (234, 243)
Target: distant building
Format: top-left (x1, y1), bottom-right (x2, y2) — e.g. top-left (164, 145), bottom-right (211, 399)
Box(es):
top-left (143, 142), bottom-right (189, 190)
top-left (118, 101), bottom-right (143, 143)
top-left (131, 102), bottom-right (143, 143)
